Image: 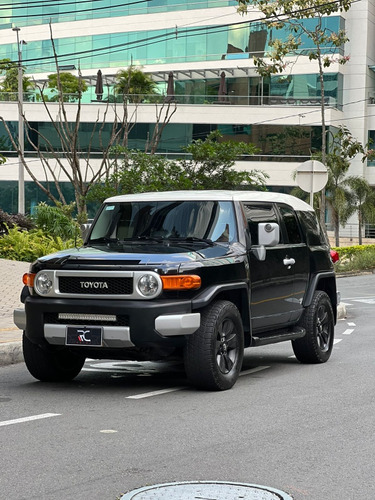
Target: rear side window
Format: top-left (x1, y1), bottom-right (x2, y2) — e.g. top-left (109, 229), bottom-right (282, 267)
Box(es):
top-left (242, 203), bottom-right (278, 245)
top-left (278, 205), bottom-right (302, 244)
top-left (298, 210), bottom-right (326, 245)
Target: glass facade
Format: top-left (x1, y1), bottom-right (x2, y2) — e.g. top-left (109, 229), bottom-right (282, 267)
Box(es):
top-left (1, 18), bottom-right (343, 74)
top-left (0, 119), bottom-right (322, 157)
top-left (0, 180), bottom-right (100, 217)
top-left (368, 131), bottom-right (375, 166)
top-left (1, 1), bottom-right (237, 29)
top-left (0, 72), bottom-right (343, 109)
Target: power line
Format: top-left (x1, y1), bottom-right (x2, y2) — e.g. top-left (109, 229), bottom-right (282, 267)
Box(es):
top-left (0, 0), bottom-right (107, 10)
top-left (0, 0), bottom-right (150, 19)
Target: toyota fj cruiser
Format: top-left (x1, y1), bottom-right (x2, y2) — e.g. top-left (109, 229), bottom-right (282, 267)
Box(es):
top-left (14, 190), bottom-right (338, 390)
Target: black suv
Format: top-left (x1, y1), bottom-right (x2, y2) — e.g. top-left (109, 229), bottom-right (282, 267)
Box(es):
top-left (14, 190), bottom-right (338, 390)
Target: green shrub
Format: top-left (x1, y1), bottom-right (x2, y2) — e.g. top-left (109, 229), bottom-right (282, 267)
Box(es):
top-left (32, 202), bottom-right (80, 240)
top-left (0, 226), bottom-right (81, 262)
top-left (333, 245), bottom-right (375, 273)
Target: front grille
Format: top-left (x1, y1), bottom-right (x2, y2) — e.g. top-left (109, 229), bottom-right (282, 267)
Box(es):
top-left (44, 313), bottom-right (129, 327)
top-left (58, 276), bottom-right (133, 295)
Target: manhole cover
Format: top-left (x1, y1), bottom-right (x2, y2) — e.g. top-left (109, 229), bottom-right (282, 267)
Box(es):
top-left (120, 481), bottom-right (293, 499)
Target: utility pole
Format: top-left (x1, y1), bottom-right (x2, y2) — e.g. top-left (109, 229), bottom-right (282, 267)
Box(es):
top-left (12, 26), bottom-right (27, 214)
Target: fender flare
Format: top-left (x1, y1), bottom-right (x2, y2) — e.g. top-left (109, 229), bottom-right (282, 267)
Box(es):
top-left (303, 271), bottom-right (337, 312)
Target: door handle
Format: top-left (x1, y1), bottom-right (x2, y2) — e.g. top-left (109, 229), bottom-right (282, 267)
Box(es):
top-left (283, 257), bottom-right (295, 267)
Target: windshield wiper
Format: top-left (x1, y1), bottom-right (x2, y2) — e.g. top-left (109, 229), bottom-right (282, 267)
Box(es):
top-left (88, 237), bottom-right (120, 245)
top-left (120, 236), bottom-right (164, 243)
top-left (167, 237), bottom-right (215, 247)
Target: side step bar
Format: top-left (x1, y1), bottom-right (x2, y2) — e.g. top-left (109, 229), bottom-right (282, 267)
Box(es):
top-left (251, 326), bottom-right (305, 347)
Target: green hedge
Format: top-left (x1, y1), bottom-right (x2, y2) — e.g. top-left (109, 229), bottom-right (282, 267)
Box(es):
top-left (332, 244), bottom-right (375, 273)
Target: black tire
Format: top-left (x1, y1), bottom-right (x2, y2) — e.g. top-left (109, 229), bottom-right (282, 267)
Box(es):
top-left (184, 300), bottom-right (244, 391)
top-left (23, 333), bottom-right (85, 382)
top-left (292, 290), bottom-right (334, 364)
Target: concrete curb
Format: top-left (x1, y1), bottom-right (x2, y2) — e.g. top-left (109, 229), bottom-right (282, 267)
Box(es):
top-left (0, 341), bottom-right (24, 367)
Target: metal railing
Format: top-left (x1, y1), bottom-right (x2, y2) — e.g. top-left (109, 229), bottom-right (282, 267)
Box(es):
top-left (0, 91), bottom-right (338, 108)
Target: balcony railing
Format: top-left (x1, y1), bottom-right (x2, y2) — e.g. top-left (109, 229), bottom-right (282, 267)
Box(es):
top-left (0, 91), bottom-right (338, 108)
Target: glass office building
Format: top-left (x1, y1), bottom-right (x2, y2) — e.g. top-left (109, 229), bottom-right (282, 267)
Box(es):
top-left (0, 0), bottom-right (373, 221)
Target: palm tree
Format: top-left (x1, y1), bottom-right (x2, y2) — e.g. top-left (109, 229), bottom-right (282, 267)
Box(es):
top-left (343, 176), bottom-right (375, 245)
top-left (324, 153), bottom-right (352, 247)
top-left (114, 66), bottom-right (156, 103)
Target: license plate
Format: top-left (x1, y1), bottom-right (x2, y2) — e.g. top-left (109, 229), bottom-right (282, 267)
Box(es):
top-left (66, 326), bottom-right (103, 346)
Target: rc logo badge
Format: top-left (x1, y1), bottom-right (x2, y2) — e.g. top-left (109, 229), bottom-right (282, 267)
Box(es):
top-left (78, 329), bottom-right (92, 343)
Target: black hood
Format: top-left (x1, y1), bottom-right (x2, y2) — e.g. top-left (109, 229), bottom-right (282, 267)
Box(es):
top-left (33, 241), bottom-right (238, 271)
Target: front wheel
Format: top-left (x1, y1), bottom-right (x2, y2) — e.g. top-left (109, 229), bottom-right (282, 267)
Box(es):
top-left (292, 290), bottom-right (334, 364)
top-left (184, 300), bottom-right (244, 391)
top-left (23, 333), bottom-right (85, 382)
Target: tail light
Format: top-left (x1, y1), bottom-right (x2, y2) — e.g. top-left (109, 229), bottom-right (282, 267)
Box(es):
top-left (330, 250), bottom-right (339, 263)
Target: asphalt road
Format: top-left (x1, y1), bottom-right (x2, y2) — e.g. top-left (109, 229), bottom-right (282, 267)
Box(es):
top-left (0, 274), bottom-right (374, 500)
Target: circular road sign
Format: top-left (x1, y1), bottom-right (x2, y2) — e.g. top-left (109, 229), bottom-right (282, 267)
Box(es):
top-left (296, 160), bottom-right (328, 193)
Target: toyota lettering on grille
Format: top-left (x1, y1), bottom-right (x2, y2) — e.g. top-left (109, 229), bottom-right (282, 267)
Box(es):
top-left (80, 281), bottom-right (109, 289)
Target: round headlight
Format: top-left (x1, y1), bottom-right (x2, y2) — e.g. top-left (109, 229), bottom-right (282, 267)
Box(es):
top-left (35, 273), bottom-right (53, 295)
top-left (137, 274), bottom-right (159, 297)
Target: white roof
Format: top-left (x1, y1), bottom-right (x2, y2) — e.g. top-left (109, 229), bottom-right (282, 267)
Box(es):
top-left (105, 190), bottom-right (313, 212)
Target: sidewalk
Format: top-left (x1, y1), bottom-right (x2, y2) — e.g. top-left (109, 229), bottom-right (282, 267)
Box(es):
top-left (0, 258), bottom-right (347, 367)
top-left (0, 258), bottom-right (30, 366)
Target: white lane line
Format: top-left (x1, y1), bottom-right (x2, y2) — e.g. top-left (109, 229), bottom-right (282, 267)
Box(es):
top-left (240, 366), bottom-right (270, 377)
top-left (126, 387), bottom-right (187, 399)
top-left (126, 367), bottom-right (271, 399)
top-left (0, 413), bottom-right (61, 428)
top-left (342, 329), bottom-right (354, 335)
top-left (347, 322), bottom-right (356, 327)
top-left (334, 339), bottom-right (342, 344)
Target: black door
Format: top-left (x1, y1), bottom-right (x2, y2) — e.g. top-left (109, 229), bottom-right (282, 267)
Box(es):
top-left (243, 202), bottom-right (308, 333)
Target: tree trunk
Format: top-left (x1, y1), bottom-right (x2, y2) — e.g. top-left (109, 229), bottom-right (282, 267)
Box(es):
top-left (358, 211), bottom-right (363, 245)
top-left (335, 218), bottom-right (340, 247)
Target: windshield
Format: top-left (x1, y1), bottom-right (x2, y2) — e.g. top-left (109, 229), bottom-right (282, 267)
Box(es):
top-left (89, 200), bottom-right (238, 245)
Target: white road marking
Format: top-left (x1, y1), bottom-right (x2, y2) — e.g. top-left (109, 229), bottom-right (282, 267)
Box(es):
top-left (126, 367), bottom-right (271, 399)
top-left (239, 366), bottom-right (270, 377)
top-left (353, 298), bottom-right (375, 304)
top-left (347, 322), bottom-right (356, 327)
top-left (126, 387), bottom-right (187, 399)
top-left (334, 339), bottom-right (342, 344)
top-left (0, 413), bottom-right (61, 428)
top-left (342, 329), bottom-right (354, 335)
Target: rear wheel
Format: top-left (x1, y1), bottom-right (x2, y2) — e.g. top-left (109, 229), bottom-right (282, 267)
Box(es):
top-left (292, 290), bottom-right (334, 364)
top-left (184, 300), bottom-right (244, 391)
top-left (23, 333), bottom-right (85, 382)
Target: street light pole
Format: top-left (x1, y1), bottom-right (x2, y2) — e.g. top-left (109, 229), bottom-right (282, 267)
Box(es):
top-left (12, 26), bottom-right (26, 214)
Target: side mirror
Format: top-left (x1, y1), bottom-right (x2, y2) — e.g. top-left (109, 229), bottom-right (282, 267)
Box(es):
top-left (251, 223), bottom-right (280, 261)
top-left (258, 223), bottom-right (280, 247)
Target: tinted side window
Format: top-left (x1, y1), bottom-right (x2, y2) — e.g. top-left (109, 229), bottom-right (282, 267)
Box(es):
top-left (242, 203), bottom-right (278, 245)
top-left (278, 205), bottom-right (302, 244)
top-left (297, 210), bottom-right (326, 245)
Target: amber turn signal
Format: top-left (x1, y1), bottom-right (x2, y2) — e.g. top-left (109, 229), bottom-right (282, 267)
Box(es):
top-left (161, 275), bottom-right (201, 290)
top-left (23, 273), bottom-right (35, 287)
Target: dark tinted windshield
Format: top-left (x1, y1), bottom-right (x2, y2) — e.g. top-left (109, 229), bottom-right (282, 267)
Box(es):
top-left (89, 200), bottom-right (237, 244)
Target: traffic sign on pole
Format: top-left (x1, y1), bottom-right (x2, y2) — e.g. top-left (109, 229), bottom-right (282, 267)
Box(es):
top-left (296, 160), bottom-right (328, 206)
